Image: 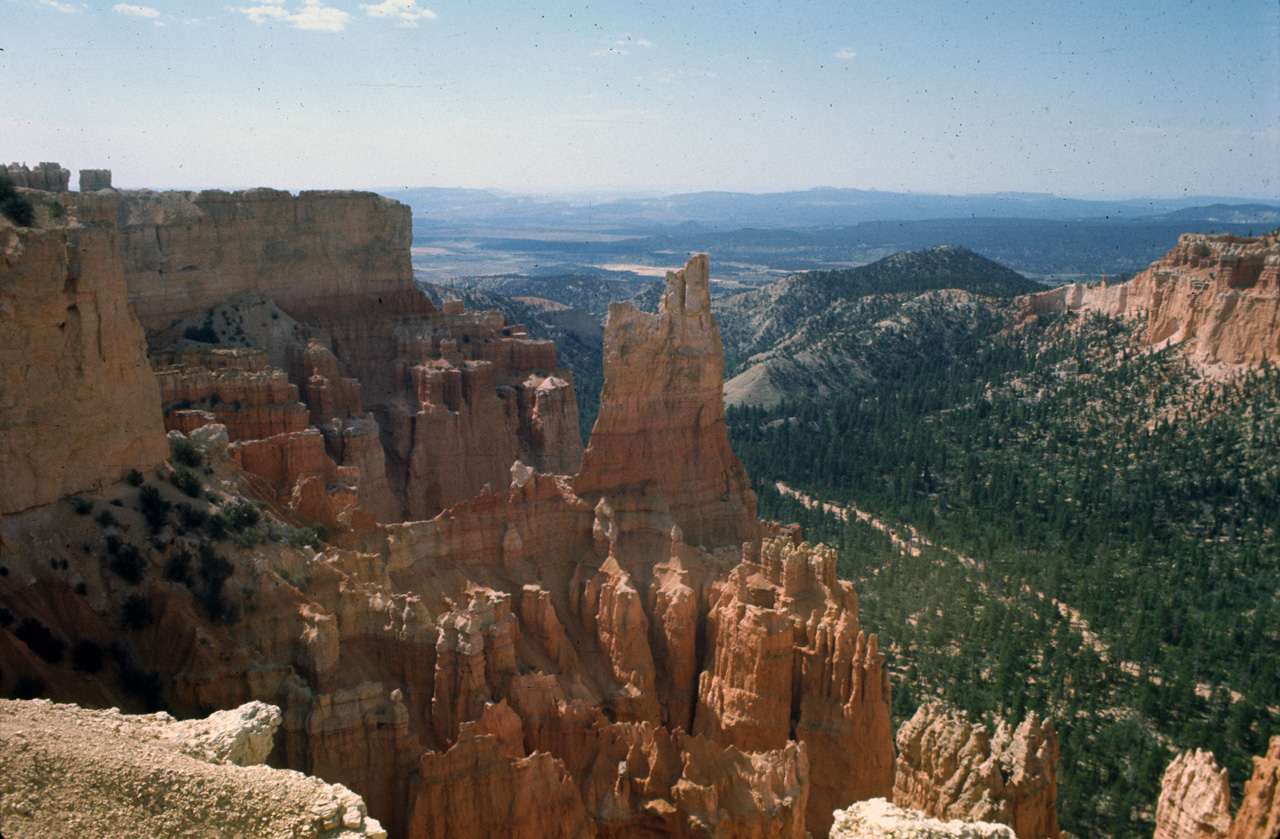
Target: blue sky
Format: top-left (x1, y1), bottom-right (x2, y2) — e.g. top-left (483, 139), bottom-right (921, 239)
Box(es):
top-left (4, 0), bottom-right (1279, 198)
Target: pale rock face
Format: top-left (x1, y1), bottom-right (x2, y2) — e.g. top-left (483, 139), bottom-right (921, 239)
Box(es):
top-left (0, 698), bottom-right (386, 839)
top-left (6, 161), bottom-right (70, 191)
top-left (1154, 749), bottom-right (1234, 839)
top-left (0, 191), bottom-right (169, 514)
top-left (1154, 737), bottom-right (1280, 839)
top-left (893, 703), bottom-right (1060, 839)
top-left (167, 700), bottom-right (283, 766)
top-left (575, 254), bottom-right (758, 548)
top-left (1023, 232), bottom-right (1280, 366)
top-left (831, 799), bottom-right (1017, 839)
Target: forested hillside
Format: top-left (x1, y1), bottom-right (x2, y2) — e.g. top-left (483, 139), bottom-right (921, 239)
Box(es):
top-left (728, 306), bottom-right (1280, 839)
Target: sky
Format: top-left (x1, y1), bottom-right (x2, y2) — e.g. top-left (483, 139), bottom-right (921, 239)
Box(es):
top-left (4, 0), bottom-right (1279, 198)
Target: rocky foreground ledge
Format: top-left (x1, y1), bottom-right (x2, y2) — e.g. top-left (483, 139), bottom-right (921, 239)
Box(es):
top-left (0, 698), bottom-right (386, 839)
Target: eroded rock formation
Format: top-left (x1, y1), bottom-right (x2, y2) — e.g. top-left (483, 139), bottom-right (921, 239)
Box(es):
top-left (893, 703), bottom-right (1060, 839)
top-left (1, 189), bottom-right (168, 514)
top-left (115, 187), bottom-right (582, 521)
top-left (1154, 738), bottom-right (1280, 839)
top-left (1025, 231), bottom-right (1280, 366)
top-left (3, 222), bottom-right (892, 839)
top-left (5, 161), bottom-right (70, 192)
top-left (575, 253), bottom-right (758, 548)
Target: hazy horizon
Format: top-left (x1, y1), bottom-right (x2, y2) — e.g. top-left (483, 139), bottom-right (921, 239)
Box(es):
top-left (6, 0), bottom-right (1279, 199)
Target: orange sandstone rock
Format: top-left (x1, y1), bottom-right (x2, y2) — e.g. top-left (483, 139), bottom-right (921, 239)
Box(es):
top-left (408, 733), bottom-right (595, 839)
top-left (1024, 232), bottom-right (1280, 367)
top-left (1230, 736), bottom-right (1280, 839)
top-left (1, 190), bottom-right (168, 514)
top-left (575, 254), bottom-right (757, 548)
top-left (893, 703), bottom-right (1060, 839)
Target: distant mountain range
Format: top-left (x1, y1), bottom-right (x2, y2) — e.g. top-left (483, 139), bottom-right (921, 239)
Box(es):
top-left (382, 185), bottom-right (1280, 230)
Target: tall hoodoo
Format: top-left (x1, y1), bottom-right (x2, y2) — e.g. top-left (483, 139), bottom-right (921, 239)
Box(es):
top-left (574, 253), bottom-right (757, 548)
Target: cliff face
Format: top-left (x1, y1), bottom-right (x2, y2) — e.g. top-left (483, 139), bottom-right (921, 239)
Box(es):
top-left (0, 191), bottom-right (169, 514)
top-left (2, 248), bottom-right (895, 839)
top-left (1024, 232), bottom-right (1280, 366)
top-left (1154, 738), bottom-right (1280, 839)
top-left (575, 254), bottom-right (758, 548)
top-left (118, 188), bottom-right (415, 333)
top-left (115, 188), bottom-right (582, 522)
top-left (892, 703), bottom-right (1061, 839)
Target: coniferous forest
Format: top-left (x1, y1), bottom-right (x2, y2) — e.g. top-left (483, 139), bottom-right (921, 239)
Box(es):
top-left (726, 307), bottom-right (1280, 839)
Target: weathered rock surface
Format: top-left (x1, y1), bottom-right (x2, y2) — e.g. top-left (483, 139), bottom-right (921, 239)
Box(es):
top-left (1155, 738), bottom-right (1280, 839)
top-left (1, 190), bottom-right (168, 514)
top-left (1155, 748), bottom-right (1234, 839)
top-left (695, 536), bottom-right (894, 836)
top-left (893, 703), bottom-right (1060, 839)
top-left (1025, 231), bottom-right (1280, 367)
top-left (831, 799), bottom-right (1016, 839)
top-left (6, 161), bottom-right (70, 191)
top-left (2, 240), bottom-right (892, 839)
top-left (410, 731), bottom-right (595, 839)
top-left (115, 187), bottom-right (582, 520)
top-left (1231, 736), bottom-right (1280, 839)
top-left (576, 254), bottom-right (758, 548)
top-left (0, 698), bottom-right (385, 839)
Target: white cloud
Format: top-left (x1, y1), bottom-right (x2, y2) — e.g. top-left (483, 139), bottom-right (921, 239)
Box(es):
top-left (39, 0), bottom-right (78, 13)
top-left (114, 3), bottom-right (160, 17)
top-left (635, 38), bottom-right (653, 48)
top-left (232, 0), bottom-right (350, 31)
top-left (834, 47), bottom-right (857, 59)
top-left (360, 0), bottom-right (436, 27)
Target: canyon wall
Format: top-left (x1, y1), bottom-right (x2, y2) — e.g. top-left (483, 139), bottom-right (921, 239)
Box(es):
top-left (112, 187), bottom-right (582, 522)
top-left (1, 246), bottom-right (895, 839)
top-left (1, 190), bottom-right (169, 514)
top-left (1024, 231), bottom-right (1280, 367)
top-left (116, 188), bottom-right (416, 333)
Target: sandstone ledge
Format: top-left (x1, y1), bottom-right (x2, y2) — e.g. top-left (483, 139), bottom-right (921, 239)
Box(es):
top-left (0, 698), bottom-right (385, 839)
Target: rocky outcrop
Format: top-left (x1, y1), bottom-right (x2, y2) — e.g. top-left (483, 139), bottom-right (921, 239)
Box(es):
top-left (893, 703), bottom-right (1060, 839)
top-left (575, 254), bottom-right (757, 548)
top-left (831, 799), bottom-right (1016, 839)
top-left (695, 537), bottom-right (894, 836)
top-left (1, 189), bottom-right (168, 514)
top-left (79, 169), bottom-right (112, 191)
top-left (1026, 232), bottom-right (1280, 366)
top-left (1231, 736), bottom-right (1280, 839)
top-left (2, 238), bottom-right (893, 839)
top-left (115, 187), bottom-right (582, 520)
top-left (1154, 749), bottom-right (1234, 839)
top-left (0, 698), bottom-right (386, 839)
top-left (409, 731), bottom-right (595, 839)
top-left (117, 188), bottom-right (415, 332)
top-left (5, 161), bottom-right (70, 192)
top-left (1155, 738), bottom-right (1280, 839)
